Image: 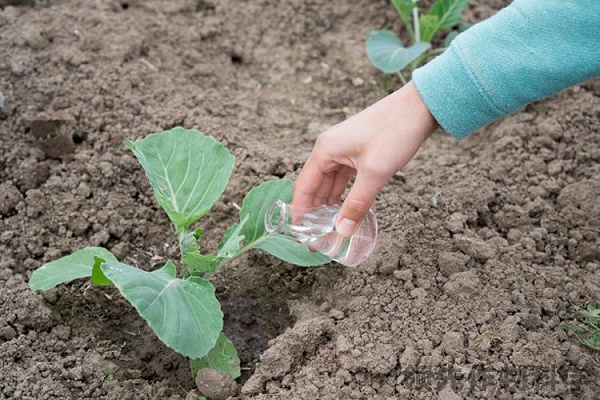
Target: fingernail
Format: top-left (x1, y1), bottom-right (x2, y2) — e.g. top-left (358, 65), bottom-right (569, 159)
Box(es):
top-left (336, 218), bottom-right (356, 237)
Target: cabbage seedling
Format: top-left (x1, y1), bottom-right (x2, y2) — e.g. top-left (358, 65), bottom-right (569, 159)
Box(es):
top-left (366, 0), bottom-right (471, 84)
top-left (29, 127), bottom-right (329, 380)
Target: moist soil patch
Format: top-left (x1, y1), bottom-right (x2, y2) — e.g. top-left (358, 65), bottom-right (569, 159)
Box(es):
top-left (0, 1), bottom-right (598, 399)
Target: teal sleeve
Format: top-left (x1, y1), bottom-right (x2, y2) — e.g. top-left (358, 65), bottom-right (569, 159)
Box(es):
top-left (412, 0), bottom-right (600, 140)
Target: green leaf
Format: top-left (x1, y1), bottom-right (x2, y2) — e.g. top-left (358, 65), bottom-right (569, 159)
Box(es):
top-left (419, 14), bottom-right (440, 43)
top-left (581, 335), bottom-right (599, 351)
top-left (581, 306), bottom-right (600, 320)
top-left (125, 127), bottom-right (235, 232)
top-left (91, 256), bottom-right (113, 287)
top-left (180, 230), bottom-right (221, 274)
top-left (240, 179), bottom-right (291, 243)
top-left (29, 247), bottom-right (117, 291)
top-left (240, 179), bottom-right (330, 266)
top-left (428, 0), bottom-right (471, 30)
top-left (251, 234), bottom-right (331, 267)
top-left (218, 215), bottom-right (248, 258)
top-left (366, 30), bottom-right (430, 74)
top-left (184, 253), bottom-right (221, 275)
top-left (190, 332), bottom-right (241, 380)
top-left (180, 230), bottom-right (200, 257)
top-left (193, 228), bottom-right (204, 239)
top-left (391, 0), bottom-right (417, 32)
top-left (563, 323), bottom-right (588, 334)
top-left (100, 260), bottom-right (223, 359)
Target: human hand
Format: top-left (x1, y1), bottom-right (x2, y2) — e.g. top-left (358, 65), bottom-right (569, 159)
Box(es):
top-left (292, 81), bottom-right (438, 237)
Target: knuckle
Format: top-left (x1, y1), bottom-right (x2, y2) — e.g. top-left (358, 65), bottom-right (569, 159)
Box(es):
top-left (315, 123), bottom-right (343, 146)
top-left (314, 130), bottom-right (333, 148)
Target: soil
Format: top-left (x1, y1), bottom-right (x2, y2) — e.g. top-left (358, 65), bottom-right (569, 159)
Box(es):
top-left (0, 0), bottom-right (598, 399)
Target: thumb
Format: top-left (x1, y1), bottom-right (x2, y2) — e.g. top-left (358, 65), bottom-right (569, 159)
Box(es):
top-left (335, 171), bottom-right (387, 237)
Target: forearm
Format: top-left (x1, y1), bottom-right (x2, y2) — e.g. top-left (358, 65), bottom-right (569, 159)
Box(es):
top-left (413, 0), bottom-right (600, 139)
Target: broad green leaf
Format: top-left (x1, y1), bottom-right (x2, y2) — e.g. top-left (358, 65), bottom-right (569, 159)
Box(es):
top-left (366, 30), bottom-right (430, 74)
top-left (428, 0), bottom-right (471, 30)
top-left (240, 179), bottom-right (330, 266)
top-left (158, 258), bottom-right (178, 276)
top-left (92, 256), bottom-right (113, 286)
top-left (125, 127), bottom-right (235, 232)
top-left (218, 215), bottom-right (248, 258)
top-left (29, 247), bottom-right (117, 291)
top-left (240, 179), bottom-right (292, 243)
top-left (101, 260), bottom-right (223, 359)
top-left (251, 234), bottom-right (330, 267)
top-left (391, 0), bottom-right (417, 33)
top-left (190, 332), bottom-right (241, 380)
top-left (419, 14), bottom-right (440, 43)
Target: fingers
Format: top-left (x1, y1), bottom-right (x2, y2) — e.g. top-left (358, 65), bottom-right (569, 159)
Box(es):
top-left (335, 168), bottom-right (388, 237)
top-left (293, 165), bottom-right (355, 212)
top-left (326, 167), bottom-right (354, 205)
top-left (292, 140), bottom-right (356, 210)
top-left (292, 155), bottom-right (325, 209)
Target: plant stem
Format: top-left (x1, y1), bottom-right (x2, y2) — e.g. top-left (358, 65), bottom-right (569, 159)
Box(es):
top-left (213, 234), bottom-right (271, 270)
top-left (413, 7), bottom-right (420, 43)
top-left (409, 47), bottom-right (447, 73)
top-left (426, 47), bottom-right (447, 57)
top-left (178, 229), bottom-right (189, 278)
top-left (397, 71), bottom-right (408, 86)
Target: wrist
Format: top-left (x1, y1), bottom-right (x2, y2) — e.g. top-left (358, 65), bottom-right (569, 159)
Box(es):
top-left (368, 81), bottom-right (437, 161)
top-left (395, 81), bottom-right (439, 143)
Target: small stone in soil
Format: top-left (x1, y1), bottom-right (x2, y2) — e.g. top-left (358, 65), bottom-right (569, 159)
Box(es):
top-left (195, 368), bottom-right (237, 400)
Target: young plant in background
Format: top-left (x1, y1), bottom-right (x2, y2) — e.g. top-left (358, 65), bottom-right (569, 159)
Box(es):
top-left (28, 127), bottom-right (330, 381)
top-left (562, 305), bottom-right (599, 351)
top-left (367, 0), bottom-right (471, 85)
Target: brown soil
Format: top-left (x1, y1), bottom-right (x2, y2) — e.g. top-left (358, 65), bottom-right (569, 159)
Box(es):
top-left (0, 0), bottom-right (598, 399)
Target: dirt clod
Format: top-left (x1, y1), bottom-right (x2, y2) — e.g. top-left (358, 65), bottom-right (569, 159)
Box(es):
top-left (0, 181), bottom-right (22, 216)
top-left (195, 369), bottom-right (237, 400)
